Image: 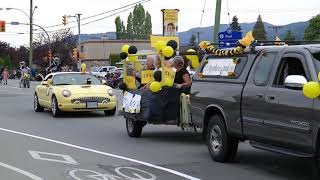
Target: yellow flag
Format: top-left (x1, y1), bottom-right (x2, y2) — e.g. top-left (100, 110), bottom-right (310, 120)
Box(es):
top-left (125, 76), bottom-right (136, 89)
top-left (141, 70), bottom-right (155, 84)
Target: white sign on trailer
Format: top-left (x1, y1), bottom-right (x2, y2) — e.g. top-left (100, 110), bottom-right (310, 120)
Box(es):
top-left (202, 58), bottom-right (236, 76)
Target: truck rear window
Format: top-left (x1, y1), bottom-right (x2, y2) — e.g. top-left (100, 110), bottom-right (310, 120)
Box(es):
top-left (313, 52), bottom-right (320, 71)
top-left (201, 56), bottom-right (247, 78)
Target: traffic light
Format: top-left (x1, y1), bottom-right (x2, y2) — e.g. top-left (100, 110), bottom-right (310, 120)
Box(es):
top-left (0, 21), bottom-right (5, 32)
top-left (62, 15), bottom-right (67, 26)
top-left (72, 48), bottom-right (78, 61)
top-left (48, 50), bottom-right (52, 60)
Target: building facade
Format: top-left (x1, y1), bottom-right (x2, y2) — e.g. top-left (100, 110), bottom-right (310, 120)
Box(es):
top-left (79, 39), bottom-right (152, 69)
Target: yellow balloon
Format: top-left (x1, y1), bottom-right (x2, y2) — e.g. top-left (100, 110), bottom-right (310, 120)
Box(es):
top-left (303, 81), bottom-right (320, 99)
top-left (162, 46), bottom-right (174, 57)
top-left (128, 56), bottom-right (137, 62)
top-left (150, 81), bottom-right (162, 92)
top-left (186, 49), bottom-right (196, 60)
top-left (155, 40), bottom-right (167, 52)
top-left (318, 72), bottom-right (320, 81)
top-left (81, 63), bottom-right (86, 73)
top-left (122, 44), bottom-right (130, 53)
top-left (191, 56), bottom-right (200, 69)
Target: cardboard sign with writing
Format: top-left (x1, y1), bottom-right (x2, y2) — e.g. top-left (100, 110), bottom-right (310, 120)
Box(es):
top-left (125, 76), bottom-right (136, 89)
top-left (141, 70), bottom-right (155, 84)
top-left (163, 67), bottom-right (175, 86)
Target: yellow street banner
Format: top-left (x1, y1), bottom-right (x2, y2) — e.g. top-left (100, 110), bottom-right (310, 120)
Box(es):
top-left (162, 9), bottom-right (179, 37)
top-left (150, 35), bottom-right (179, 48)
top-left (125, 76), bottom-right (136, 89)
top-left (163, 67), bottom-right (175, 87)
top-left (141, 70), bottom-right (155, 84)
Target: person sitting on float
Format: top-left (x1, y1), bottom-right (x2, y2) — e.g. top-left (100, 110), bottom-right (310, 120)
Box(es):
top-left (135, 55), bottom-right (156, 89)
top-left (172, 56), bottom-right (192, 94)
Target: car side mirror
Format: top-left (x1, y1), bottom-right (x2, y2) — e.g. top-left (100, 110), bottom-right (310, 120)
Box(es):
top-left (102, 80), bottom-right (107, 85)
top-left (285, 75), bottom-right (307, 90)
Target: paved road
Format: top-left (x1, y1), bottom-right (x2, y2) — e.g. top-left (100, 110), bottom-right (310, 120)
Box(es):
top-left (0, 80), bottom-right (318, 180)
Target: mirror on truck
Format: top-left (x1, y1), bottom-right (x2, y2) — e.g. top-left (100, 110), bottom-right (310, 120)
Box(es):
top-left (284, 75), bottom-right (307, 90)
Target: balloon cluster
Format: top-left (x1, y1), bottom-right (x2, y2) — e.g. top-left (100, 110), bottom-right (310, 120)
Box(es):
top-left (150, 71), bottom-right (162, 93)
top-left (120, 44), bottom-right (138, 62)
top-left (155, 40), bottom-right (178, 59)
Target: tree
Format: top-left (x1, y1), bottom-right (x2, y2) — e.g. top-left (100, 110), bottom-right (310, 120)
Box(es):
top-left (189, 34), bottom-right (197, 47)
top-left (283, 30), bottom-right (295, 41)
top-left (230, 15), bottom-right (241, 31)
top-left (144, 11), bottom-right (152, 39)
top-left (304, 14), bottom-right (320, 40)
top-left (115, 3), bottom-right (152, 40)
top-left (126, 13), bottom-right (134, 40)
top-left (252, 15), bottom-right (267, 40)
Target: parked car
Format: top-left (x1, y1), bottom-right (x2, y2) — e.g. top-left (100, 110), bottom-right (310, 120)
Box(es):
top-left (190, 43), bottom-right (320, 168)
top-left (91, 66), bottom-right (117, 78)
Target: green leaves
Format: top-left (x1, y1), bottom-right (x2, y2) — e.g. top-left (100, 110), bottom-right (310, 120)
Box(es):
top-left (115, 3), bottom-right (152, 40)
top-left (252, 15), bottom-right (267, 41)
top-left (304, 15), bottom-right (320, 41)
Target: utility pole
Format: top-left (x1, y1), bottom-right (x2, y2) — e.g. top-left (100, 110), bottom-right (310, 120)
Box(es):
top-left (269, 25), bottom-right (283, 39)
top-left (213, 0), bottom-right (222, 44)
top-left (29, 0), bottom-right (33, 67)
top-left (76, 14), bottom-right (81, 70)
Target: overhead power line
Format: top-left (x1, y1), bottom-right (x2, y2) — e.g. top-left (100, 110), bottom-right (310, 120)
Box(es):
top-left (43, 0), bottom-right (151, 34)
top-left (42, 0), bottom-right (150, 29)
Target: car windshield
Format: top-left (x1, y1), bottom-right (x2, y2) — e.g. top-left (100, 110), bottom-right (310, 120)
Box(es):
top-left (53, 73), bottom-right (102, 85)
top-left (91, 67), bottom-right (100, 72)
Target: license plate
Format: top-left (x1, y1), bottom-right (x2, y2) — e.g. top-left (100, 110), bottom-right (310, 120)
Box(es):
top-left (86, 102), bottom-right (98, 109)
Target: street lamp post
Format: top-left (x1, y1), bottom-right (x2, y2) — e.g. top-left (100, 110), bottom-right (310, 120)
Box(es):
top-left (6, 3), bottom-right (37, 67)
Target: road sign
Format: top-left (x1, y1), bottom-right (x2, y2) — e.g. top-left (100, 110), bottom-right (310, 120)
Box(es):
top-left (218, 28), bottom-right (242, 49)
top-left (10, 22), bottom-right (20, 25)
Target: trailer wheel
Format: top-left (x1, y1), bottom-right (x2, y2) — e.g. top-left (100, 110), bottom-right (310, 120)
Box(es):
top-left (206, 115), bottom-right (238, 162)
top-left (126, 118), bottom-right (143, 137)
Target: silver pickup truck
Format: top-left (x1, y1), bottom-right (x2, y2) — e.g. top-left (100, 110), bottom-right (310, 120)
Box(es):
top-left (191, 44), bottom-right (320, 170)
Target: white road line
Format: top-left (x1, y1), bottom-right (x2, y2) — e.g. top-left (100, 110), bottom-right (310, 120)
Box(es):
top-left (29, 151), bottom-right (78, 165)
top-left (0, 127), bottom-right (201, 180)
top-left (0, 161), bottom-right (43, 180)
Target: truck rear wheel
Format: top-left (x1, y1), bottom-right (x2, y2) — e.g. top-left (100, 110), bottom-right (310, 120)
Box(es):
top-left (206, 115), bottom-right (238, 162)
top-left (126, 118), bottom-right (143, 137)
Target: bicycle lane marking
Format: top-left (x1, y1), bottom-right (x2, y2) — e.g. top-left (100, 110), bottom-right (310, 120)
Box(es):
top-left (0, 127), bottom-right (201, 180)
top-left (0, 161), bottom-right (43, 180)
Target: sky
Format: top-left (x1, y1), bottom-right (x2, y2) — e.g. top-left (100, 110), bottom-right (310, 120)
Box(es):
top-left (0, 0), bottom-right (319, 47)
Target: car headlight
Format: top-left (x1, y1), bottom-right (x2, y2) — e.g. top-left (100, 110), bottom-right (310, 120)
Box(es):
top-left (62, 90), bottom-right (71, 97)
top-left (108, 89), bottom-right (114, 96)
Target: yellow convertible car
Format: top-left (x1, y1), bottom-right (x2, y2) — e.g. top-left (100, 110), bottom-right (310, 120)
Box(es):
top-left (34, 72), bottom-right (117, 117)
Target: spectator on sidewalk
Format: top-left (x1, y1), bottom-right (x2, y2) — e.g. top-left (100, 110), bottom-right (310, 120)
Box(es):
top-left (2, 67), bottom-right (9, 85)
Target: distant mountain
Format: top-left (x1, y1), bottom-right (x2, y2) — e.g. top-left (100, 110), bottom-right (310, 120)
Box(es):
top-left (79, 21), bottom-right (309, 46)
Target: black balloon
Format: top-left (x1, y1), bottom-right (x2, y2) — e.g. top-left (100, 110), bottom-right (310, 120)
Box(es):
top-left (167, 40), bottom-right (178, 50)
top-left (118, 82), bottom-right (127, 91)
top-left (120, 52), bottom-right (128, 59)
top-left (128, 46), bottom-right (138, 54)
top-left (154, 71), bottom-right (162, 82)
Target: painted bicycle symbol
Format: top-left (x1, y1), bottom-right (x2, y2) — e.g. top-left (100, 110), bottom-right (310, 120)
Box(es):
top-left (69, 166), bottom-right (157, 180)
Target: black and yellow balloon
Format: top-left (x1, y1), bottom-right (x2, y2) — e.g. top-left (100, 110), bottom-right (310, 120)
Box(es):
top-left (186, 49), bottom-right (200, 69)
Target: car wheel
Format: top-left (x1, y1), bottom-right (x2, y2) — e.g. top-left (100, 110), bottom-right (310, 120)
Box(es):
top-left (104, 108), bottom-right (116, 116)
top-left (34, 93), bottom-right (44, 112)
top-left (126, 118), bottom-right (143, 137)
top-left (206, 115), bottom-right (238, 162)
top-left (51, 95), bottom-right (62, 117)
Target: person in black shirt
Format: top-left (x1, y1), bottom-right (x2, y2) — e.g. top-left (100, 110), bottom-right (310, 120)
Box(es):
top-left (172, 56), bottom-right (192, 93)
